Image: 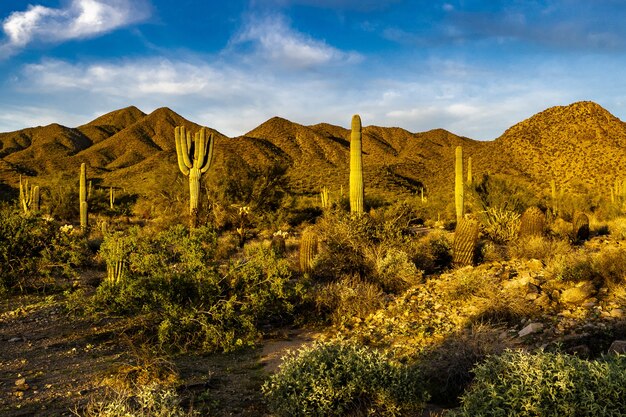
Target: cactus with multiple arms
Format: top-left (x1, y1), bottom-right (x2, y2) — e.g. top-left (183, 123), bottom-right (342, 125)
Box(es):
top-left (19, 176), bottom-right (40, 213)
top-left (175, 126), bottom-right (215, 228)
top-left (350, 115), bottom-right (364, 215)
top-left (79, 163), bottom-right (88, 230)
top-left (455, 146), bottom-right (464, 221)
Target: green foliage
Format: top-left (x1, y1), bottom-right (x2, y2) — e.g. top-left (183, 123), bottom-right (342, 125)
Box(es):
top-left (479, 207), bottom-right (520, 243)
top-left (93, 227), bottom-right (296, 352)
top-left (469, 174), bottom-right (539, 216)
top-left (455, 350), bottom-right (626, 417)
top-left (0, 205), bottom-right (88, 293)
top-left (262, 341), bottom-right (428, 417)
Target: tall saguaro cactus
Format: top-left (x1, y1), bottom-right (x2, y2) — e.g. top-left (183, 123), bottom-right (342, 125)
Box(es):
top-left (455, 146), bottom-right (464, 221)
top-left (175, 126), bottom-right (214, 228)
top-left (350, 114), bottom-right (364, 215)
top-left (79, 163), bottom-right (88, 230)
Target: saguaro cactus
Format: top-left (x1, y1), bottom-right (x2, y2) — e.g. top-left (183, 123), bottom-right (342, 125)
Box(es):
top-left (455, 146), bottom-right (464, 221)
top-left (80, 163), bottom-right (88, 230)
top-left (350, 115), bottom-right (364, 215)
top-left (467, 156), bottom-right (473, 185)
top-left (320, 186), bottom-right (330, 210)
top-left (109, 186), bottom-right (115, 210)
top-left (19, 176), bottom-right (40, 213)
top-left (175, 126), bottom-right (214, 228)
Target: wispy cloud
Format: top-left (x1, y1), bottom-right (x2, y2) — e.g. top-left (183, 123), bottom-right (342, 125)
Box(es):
top-left (0, 0), bottom-right (151, 57)
top-left (229, 13), bottom-right (361, 69)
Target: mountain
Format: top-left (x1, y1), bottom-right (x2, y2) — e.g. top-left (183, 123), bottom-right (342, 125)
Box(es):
top-left (1, 101), bottom-right (625, 205)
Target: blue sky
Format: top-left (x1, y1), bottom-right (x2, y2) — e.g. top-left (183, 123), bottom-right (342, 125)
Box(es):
top-left (0, 0), bottom-right (625, 140)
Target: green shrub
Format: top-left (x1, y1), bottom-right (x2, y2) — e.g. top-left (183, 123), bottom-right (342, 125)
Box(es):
top-left (262, 341), bottom-right (428, 416)
top-left (455, 350), bottom-right (626, 417)
top-left (93, 228), bottom-right (296, 352)
top-left (0, 205), bottom-right (87, 293)
top-left (410, 230), bottom-right (452, 274)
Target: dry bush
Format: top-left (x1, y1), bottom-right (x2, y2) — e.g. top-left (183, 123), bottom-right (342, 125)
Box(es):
top-left (608, 217), bottom-right (626, 240)
top-left (409, 230), bottom-right (453, 274)
top-left (549, 218), bottom-right (573, 239)
top-left (313, 275), bottom-right (385, 326)
top-left (509, 236), bottom-right (571, 262)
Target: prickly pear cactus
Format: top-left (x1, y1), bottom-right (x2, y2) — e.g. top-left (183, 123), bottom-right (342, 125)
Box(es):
top-left (519, 206), bottom-right (545, 238)
top-left (573, 212), bottom-right (590, 241)
top-left (453, 217), bottom-right (479, 266)
top-left (299, 226), bottom-right (319, 273)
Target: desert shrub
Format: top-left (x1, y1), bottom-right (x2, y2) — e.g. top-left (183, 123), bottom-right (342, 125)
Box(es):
top-left (313, 275), bottom-right (385, 326)
top-left (93, 227), bottom-right (296, 352)
top-left (592, 247), bottom-right (626, 287)
top-left (78, 382), bottom-right (198, 417)
top-left (0, 205), bottom-right (88, 293)
top-left (262, 341), bottom-right (428, 416)
top-left (549, 217), bottom-right (573, 239)
top-left (410, 230), bottom-right (453, 274)
top-left (608, 217), bottom-right (626, 240)
top-left (509, 236), bottom-right (571, 262)
top-left (375, 248), bottom-right (421, 292)
top-left (548, 251), bottom-right (600, 284)
top-left (455, 350), bottom-right (626, 417)
top-left (468, 174), bottom-right (538, 217)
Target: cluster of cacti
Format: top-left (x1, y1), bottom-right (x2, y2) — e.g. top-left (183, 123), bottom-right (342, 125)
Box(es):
top-left (518, 206), bottom-right (545, 238)
top-left (175, 126), bottom-right (215, 228)
top-left (453, 216), bottom-right (479, 266)
top-left (299, 226), bottom-right (319, 273)
top-left (573, 212), bottom-right (590, 241)
top-left (80, 163), bottom-right (88, 230)
top-left (455, 146), bottom-right (464, 221)
top-left (19, 176), bottom-right (40, 213)
top-left (320, 186), bottom-right (330, 210)
top-left (349, 115), bottom-right (364, 215)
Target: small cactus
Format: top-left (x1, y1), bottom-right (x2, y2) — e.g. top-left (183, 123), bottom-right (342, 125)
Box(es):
top-left (350, 115), bottom-right (364, 215)
top-left (109, 186), bottom-right (115, 210)
top-left (271, 230), bottom-right (288, 256)
top-left (519, 206), bottom-right (545, 238)
top-left (453, 216), bottom-right (479, 266)
top-left (299, 226), bottom-right (319, 273)
top-left (320, 186), bottom-right (330, 210)
top-left (573, 212), bottom-right (590, 241)
top-left (455, 146), bottom-right (464, 221)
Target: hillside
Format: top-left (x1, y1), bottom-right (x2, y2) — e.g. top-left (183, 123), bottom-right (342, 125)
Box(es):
top-left (1, 101), bottom-right (625, 203)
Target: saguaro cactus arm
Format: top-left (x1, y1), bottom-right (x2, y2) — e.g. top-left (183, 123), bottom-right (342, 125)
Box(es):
top-left (175, 126), bottom-right (192, 175)
top-left (200, 129), bottom-right (215, 173)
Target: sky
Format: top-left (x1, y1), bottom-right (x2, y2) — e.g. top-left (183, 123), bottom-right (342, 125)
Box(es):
top-left (0, 0), bottom-right (626, 140)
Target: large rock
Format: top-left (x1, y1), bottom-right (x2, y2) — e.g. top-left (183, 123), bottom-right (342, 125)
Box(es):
top-left (608, 340), bottom-right (626, 354)
top-left (518, 322), bottom-right (544, 337)
top-left (560, 281), bottom-right (596, 304)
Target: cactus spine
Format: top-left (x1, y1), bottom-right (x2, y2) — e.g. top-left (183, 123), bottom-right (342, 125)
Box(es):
top-left (175, 126), bottom-right (214, 228)
top-left (349, 115), bottom-right (364, 215)
top-left (455, 146), bottom-right (464, 221)
top-left (453, 217), bottom-right (479, 266)
top-left (519, 206), bottom-right (545, 238)
top-left (299, 227), bottom-right (319, 273)
top-left (80, 163), bottom-right (88, 230)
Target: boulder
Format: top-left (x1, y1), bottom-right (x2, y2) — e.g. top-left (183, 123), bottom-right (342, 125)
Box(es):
top-left (560, 281), bottom-right (596, 304)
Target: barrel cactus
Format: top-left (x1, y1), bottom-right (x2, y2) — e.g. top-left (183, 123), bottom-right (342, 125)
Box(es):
top-left (518, 206), bottom-right (545, 238)
top-left (453, 217), bottom-right (479, 266)
top-left (573, 212), bottom-right (590, 241)
top-left (299, 227), bottom-right (319, 273)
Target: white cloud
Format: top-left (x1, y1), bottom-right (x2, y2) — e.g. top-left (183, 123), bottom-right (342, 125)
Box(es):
top-left (229, 14), bottom-right (361, 69)
top-left (0, 0), bottom-right (150, 57)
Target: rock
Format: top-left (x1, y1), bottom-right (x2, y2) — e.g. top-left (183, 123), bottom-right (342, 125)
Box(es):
top-left (527, 259), bottom-right (544, 271)
top-left (525, 293), bottom-right (539, 301)
top-left (568, 345), bottom-right (590, 358)
top-left (608, 340), bottom-right (626, 354)
top-left (560, 281), bottom-right (596, 304)
top-left (8, 337), bottom-right (21, 343)
top-left (15, 378), bottom-right (29, 391)
top-left (610, 308), bottom-right (625, 319)
top-left (518, 322), bottom-right (544, 337)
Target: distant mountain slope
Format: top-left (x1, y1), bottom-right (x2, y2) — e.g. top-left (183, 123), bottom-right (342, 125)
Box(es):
top-left (1, 101), bottom-right (625, 204)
